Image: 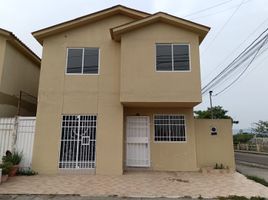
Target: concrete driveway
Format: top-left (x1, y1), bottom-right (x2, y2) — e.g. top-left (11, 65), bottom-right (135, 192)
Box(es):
top-left (0, 171), bottom-right (267, 198)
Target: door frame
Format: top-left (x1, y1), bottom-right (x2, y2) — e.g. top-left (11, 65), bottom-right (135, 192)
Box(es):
top-left (125, 116), bottom-right (151, 167)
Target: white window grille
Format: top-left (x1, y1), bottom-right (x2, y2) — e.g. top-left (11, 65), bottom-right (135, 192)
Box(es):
top-left (154, 114), bottom-right (186, 142)
top-left (59, 115), bottom-right (97, 169)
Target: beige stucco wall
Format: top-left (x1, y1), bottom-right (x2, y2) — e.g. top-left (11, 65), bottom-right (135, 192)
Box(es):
top-left (124, 107), bottom-right (198, 171)
top-left (32, 14), bottom-right (214, 175)
top-left (32, 14), bottom-right (136, 175)
top-left (0, 38), bottom-right (40, 117)
top-left (120, 22), bottom-right (202, 105)
top-left (195, 119), bottom-right (235, 170)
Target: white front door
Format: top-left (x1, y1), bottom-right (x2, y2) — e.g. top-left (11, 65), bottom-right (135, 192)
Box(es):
top-left (126, 116), bottom-right (150, 167)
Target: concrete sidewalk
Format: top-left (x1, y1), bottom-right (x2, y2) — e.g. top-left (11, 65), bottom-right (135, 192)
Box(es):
top-left (0, 171), bottom-right (268, 198)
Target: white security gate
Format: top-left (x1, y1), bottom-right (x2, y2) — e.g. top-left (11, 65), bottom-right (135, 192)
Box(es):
top-left (16, 117), bottom-right (36, 168)
top-left (0, 118), bottom-right (15, 160)
top-left (59, 115), bottom-right (96, 169)
top-left (0, 117), bottom-right (36, 168)
top-left (126, 116), bottom-right (150, 167)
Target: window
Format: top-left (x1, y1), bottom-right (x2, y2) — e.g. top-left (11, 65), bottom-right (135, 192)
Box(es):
top-left (154, 114), bottom-right (186, 142)
top-left (156, 44), bottom-right (190, 71)
top-left (59, 115), bottom-right (97, 169)
top-left (66, 48), bottom-right (99, 74)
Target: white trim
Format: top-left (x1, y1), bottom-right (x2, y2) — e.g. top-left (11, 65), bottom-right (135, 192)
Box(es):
top-left (153, 114), bottom-right (187, 143)
top-left (65, 47), bottom-right (100, 75)
top-left (147, 116), bottom-right (151, 167)
top-left (155, 43), bottom-right (191, 73)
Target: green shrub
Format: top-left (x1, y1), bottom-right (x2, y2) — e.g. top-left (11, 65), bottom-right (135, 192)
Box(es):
top-left (214, 163), bottom-right (225, 169)
top-left (233, 133), bottom-right (254, 144)
top-left (2, 151), bottom-right (23, 165)
top-left (16, 168), bottom-right (38, 176)
top-left (219, 195), bottom-right (265, 200)
top-left (246, 175), bottom-right (268, 187)
top-left (0, 161), bottom-right (13, 175)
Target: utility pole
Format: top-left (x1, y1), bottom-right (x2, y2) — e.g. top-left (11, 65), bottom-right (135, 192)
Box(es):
top-left (209, 91), bottom-right (213, 119)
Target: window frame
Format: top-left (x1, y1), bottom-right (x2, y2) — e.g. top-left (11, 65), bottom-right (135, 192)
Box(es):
top-left (155, 43), bottom-right (191, 72)
top-left (65, 47), bottom-right (100, 75)
top-left (153, 114), bottom-right (187, 143)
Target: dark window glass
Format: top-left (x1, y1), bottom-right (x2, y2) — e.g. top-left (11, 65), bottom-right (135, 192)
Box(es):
top-left (83, 48), bottom-right (99, 74)
top-left (173, 45), bottom-right (190, 71)
top-left (67, 49), bottom-right (83, 73)
top-left (156, 45), bottom-right (172, 71)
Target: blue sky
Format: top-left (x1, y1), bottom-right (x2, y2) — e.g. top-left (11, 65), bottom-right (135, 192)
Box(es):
top-left (0, 0), bottom-right (267, 129)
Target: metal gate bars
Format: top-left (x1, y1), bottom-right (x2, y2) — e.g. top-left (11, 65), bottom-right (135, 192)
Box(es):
top-left (59, 115), bottom-right (96, 169)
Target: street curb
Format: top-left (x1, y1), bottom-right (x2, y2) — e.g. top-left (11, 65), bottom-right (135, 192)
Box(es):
top-left (236, 161), bottom-right (268, 169)
top-left (235, 150), bottom-right (268, 156)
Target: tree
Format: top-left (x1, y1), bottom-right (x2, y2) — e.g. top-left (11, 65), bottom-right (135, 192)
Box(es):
top-left (252, 120), bottom-right (268, 134)
top-left (194, 106), bottom-right (232, 119)
top-left (233, 133), bottom-right (254, 144)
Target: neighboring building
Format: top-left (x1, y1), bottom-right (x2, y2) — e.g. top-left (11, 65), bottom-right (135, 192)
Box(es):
top-left (0, 28), bottom-right (40, 117)
top-left (32, 5), bottom-right (235, 175)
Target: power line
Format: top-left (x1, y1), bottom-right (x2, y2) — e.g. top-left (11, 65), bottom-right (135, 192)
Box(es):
top-left (202, 27), bottom-right (268, 95)
top-left (201, 0), bottom-right (246, 55)
top-left (202, 16), bottom-right (268, 84)
top-left (183, 0), bottom-right (235, 18)
top-left (214, 35), bottom-right (268, 96)
top-left (202, 27), bottom-right (268, 93)
top-left (204, 36), bottom-right (267, 92)
top-left (189, 0), bottom-right (251, 20)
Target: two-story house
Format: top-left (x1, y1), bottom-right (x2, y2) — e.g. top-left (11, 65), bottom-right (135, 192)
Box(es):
top-left (31, 5), bottom-right (235, 175)
top-left (0, 28), bottom-right (40, 117)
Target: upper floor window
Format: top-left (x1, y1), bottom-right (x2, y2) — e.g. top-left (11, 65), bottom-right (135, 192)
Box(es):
top-left (66, 48), bottom-right (99, 74)
top-left (156, 44), bottom-right (190, 71)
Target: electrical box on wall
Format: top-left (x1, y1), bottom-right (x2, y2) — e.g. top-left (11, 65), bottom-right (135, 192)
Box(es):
top-left (211, 127), bottom-right (217, 135)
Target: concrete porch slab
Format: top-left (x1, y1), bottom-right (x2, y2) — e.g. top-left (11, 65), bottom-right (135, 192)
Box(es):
top-left (0, 171), bottom-right (267, 198)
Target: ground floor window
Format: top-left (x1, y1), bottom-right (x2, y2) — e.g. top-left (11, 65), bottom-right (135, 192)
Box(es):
top-left (154, 114), bottom-right (186, 142)
top-left (59, 115), bottom-right (97, 169)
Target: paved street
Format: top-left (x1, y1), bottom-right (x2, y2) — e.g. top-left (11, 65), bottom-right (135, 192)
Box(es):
top-left (235, 151), bottom-right (268, 182)
top-left (236, 164), bottom-right (268, 182)
top-left (235, 151), bottom-right (268, 166)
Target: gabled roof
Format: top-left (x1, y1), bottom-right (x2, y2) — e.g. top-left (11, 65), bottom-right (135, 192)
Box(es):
top-left (32, 5), bottom-right (150, 45)
top-left (110, 12), bottom-right (210, 44)
top-left (0, 28), bottom-right (41, 66)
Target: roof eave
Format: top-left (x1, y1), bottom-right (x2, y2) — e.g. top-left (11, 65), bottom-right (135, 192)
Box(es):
top-left (8, 37), bottom-right (41, 66)
top-left (0, 28), bottom-right (41, 66)
top-left (110, 14), bottom-right (210, 44)
top-left (32, 5), bottom-right (150, 45)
